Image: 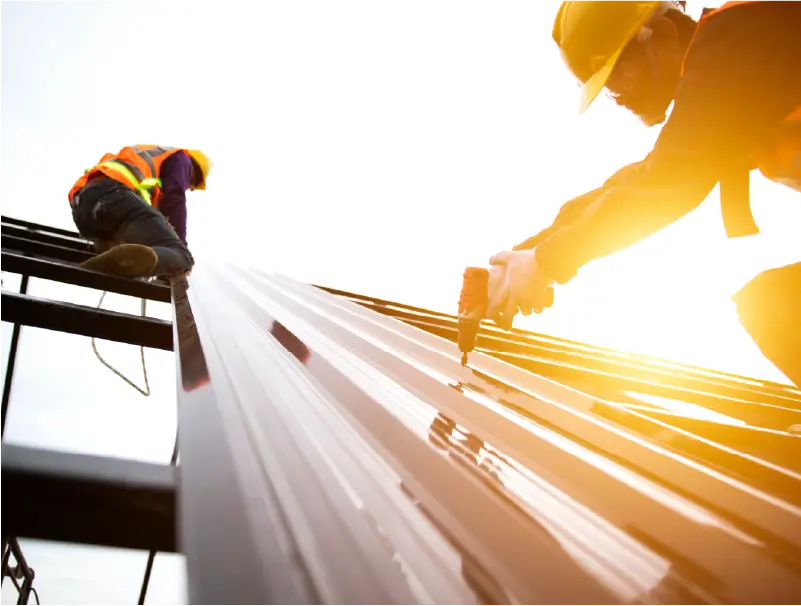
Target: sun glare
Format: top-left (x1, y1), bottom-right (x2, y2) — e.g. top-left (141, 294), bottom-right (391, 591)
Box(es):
top-left (625, 391), bottom-right (747, 426)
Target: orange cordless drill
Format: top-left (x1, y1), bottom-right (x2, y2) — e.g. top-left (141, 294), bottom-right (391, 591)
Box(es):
top-left (458, 266), bottom-right (517, 365)
top-left (457, 267), bottom-right (489, 366)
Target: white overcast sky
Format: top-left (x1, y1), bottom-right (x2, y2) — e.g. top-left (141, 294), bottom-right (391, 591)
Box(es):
top-left (2, 1), bottom-right (800, 604)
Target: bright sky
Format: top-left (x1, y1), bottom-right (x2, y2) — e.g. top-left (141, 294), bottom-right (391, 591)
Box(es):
top-left (2, 1), bottom-right (800, 603)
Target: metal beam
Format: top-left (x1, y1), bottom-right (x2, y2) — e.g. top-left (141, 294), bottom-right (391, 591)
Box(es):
top-left (1, 215), bottom-right (82, 239)
top-left (1, 537), bottom-right (36, 605)
top-left (488, 349), bottom-right (801, 432)
top-left (313, 283), bottom-right (458, 320)
top-left (1, 234), bottom-right (93, 264)
top-left (1, 252), bottom-right (171, 303)
top-left (1, 223), bottom-right (92, 253)
top-left (1, 291), bottom-right (173, 351)
top-left (2, 445), bottom-right (176, 552)
top-left (2, 276), bottom-right (29, 438)
top-left (609, 404), bottom-right (801, 472)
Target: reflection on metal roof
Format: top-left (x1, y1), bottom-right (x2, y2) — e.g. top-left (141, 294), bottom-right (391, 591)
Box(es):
top-left (624, 390), bottom-right (748, 426)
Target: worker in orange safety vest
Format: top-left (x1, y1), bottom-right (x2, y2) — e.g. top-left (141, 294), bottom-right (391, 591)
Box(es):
top-left (68, 145), bottom-right (212, 278)
top-left (485, 1), bottom-right (801, 387)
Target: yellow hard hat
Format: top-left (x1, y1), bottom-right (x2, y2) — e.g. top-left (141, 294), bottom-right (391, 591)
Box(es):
top-left (553, 1), bottom-right (665, 113)
top-left (186, 149), bottom-right (212, 191)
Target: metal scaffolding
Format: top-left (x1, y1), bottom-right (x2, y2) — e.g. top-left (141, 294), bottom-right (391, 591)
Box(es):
top-left (2, 214), bottom-right (801, 604)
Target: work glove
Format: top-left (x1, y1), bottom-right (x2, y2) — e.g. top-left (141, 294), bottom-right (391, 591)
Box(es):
top-left (486, 249), bottom-right (554, 330)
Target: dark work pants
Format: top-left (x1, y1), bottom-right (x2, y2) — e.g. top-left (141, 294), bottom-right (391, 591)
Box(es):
top-left (733, 261), bottom-right (801, 388)
top-left (71, 178), bottom-right (194, 276)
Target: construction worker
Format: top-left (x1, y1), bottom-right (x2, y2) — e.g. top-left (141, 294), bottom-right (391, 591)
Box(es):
top-left (486, 1), bottom-right (801, 386)
top-left (68, 145), bottom-right (212, 278)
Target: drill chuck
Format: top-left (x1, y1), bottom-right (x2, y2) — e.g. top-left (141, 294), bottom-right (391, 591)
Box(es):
top-left (458, 318), bottom-right (481, 365)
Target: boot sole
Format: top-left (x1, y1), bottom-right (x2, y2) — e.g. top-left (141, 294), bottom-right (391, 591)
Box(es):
top-left (79, 244), bottom-right (158, 278)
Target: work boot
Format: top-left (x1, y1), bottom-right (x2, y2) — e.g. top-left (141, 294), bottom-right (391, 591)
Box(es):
top-left (79, 244), bottom-right (158, 278)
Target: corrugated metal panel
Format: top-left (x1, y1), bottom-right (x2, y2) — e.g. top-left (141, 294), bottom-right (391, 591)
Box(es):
top-left (173, 262), bottom-right (801, 605)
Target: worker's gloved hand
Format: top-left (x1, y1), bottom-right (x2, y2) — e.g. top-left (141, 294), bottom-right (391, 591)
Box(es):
top-left (486, 249), bottom-right (554, 329)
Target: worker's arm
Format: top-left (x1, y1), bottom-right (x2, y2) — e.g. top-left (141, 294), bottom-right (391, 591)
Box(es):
top-left (534, 2), bottom-right (800, 285)
top-left (512, 162), bottom-right (642, 251)
top-left (158, 151), bottom-right (192, 244)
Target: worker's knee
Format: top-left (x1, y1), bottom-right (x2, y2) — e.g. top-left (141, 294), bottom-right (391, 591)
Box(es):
top-left (734, 263), bottom-right (801, 386)
top-left (181, 246), bottom-right (195, 271)
top-left (174, 245), bottom-right (195, 273)
top-left (152, 245), bottom-right (194, 276)
top-left (734, 263), bottom-right (801, 329)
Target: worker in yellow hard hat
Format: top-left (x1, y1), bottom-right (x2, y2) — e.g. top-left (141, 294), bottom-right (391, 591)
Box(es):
top-left (68, 146), bottom-right (213, 278)
top-left (485, 1), bottom-right (801, 386)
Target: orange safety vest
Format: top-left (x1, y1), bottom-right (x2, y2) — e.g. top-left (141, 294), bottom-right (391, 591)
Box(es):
top-left (68, 145), bottom-right (189, 209)
top-left (683, 1), bottom-right (801, 236)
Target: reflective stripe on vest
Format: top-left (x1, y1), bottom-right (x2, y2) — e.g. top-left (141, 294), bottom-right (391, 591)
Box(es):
top-left (130, 146), bottom-right (177, 205)
top-left (92, 160), bottom-right (162, 205)
top-left (131, 145), bottom-right (157, 177)
top-left (134, 145), bottom-right (176, 170)
top-left (131, 145), bottom-right (175, 175)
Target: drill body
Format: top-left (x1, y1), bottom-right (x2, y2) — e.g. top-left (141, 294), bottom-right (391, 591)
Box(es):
top-left (457, 267), bottom-right (490, 365)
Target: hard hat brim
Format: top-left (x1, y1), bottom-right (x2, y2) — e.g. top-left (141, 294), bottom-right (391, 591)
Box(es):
top-left (578, 46), bottom-right (623, 114)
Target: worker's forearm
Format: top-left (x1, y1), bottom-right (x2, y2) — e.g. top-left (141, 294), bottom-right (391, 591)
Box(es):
top-left (162, 204), bottom-right (188, 243)
top-left (512, 226), bottom-right (559, 251)
top-left (158, 153), bottom-right (192, 244)
top-left (511, 162), bottom-right (643, 252)
top-left (512, 187), bottom-right (605, 250)
top-left (535, 173), bottom-right (715, 284)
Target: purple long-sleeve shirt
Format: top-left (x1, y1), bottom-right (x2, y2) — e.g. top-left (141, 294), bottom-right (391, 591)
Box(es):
top-left (158, 151), bottom-right (192, 244)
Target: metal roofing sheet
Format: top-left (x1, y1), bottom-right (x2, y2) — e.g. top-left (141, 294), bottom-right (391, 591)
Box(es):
top-left (173, 262), bottom-right (801, 604)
